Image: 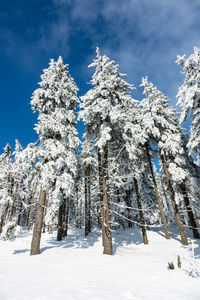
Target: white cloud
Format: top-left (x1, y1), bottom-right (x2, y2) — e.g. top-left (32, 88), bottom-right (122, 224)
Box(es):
top-left (50, 0), bottom-right (200, 103)
top-left (98, 0), bottom-right (200, 102)
top-left (1, 0), bottom-right (200, 102)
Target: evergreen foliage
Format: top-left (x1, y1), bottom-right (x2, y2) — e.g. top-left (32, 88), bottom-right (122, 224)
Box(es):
top-left (0, 48), bottom-right (199, 254)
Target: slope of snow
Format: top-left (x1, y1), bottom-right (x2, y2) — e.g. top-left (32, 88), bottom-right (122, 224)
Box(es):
top-left (0, 227), bottom-right (199, 300)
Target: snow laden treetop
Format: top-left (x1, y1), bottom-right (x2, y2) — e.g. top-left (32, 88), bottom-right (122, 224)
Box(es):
top-left (176, 47), bottom-right (200, 161)
top-left (30, 56), bottom-right (79, 225)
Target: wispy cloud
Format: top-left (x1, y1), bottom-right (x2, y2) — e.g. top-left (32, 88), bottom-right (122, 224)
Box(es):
top-left (98, 0), bottom-right (200, 100)
top-left (51, 0), bottom-right (200, 102)
top-left (1, 0), bottom-right (200, 100)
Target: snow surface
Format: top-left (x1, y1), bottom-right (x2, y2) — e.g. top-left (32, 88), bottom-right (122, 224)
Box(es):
top-left (0, 227), bottom-right (200, 300)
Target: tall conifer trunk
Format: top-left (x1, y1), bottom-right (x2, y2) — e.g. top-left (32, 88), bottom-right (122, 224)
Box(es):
top-left (133, 177), bottom-right (148, 244)
top-left (84, 166), bottom-right (89, 237)
top-left (42, 195), bottom-right (47, 233)
top-left (98, 148), bottom-right (113, 254)
top-left (145, 143), bottom-right (170, 239)
top-left (63, 198), bottom-right (69, 237)
top-left (101, 146), bottom-right (112, 255)
top-left (10, 182), bottom-right (18, 221)
top-left (98, 150), bottom-right (105, 247)
top-left (88, 165), bottom-right (91, 233)
top-left (0, 204), bottom-right (9, 234)
top-left (28, 195), bottom-right (34, 231)
top-left (180, 182), bottom-right (200, 239)
top-left (124, 189), bottom-right (132, 228)
top-left (30, 188), bottom-right (46, 255)
top-left (75, 189), bottom-right (79, 229)
top-left (17, 201), bottom-right (23, 226)
top-left (160, 153), bottom-right (188, 246)
top-left (57, 203), bottom-right (64, 241)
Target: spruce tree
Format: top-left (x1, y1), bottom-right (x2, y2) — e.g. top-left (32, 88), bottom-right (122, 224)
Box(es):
top-left (176, 47), bottom-right (200, 163)
top-left (0, 144), bottom-right (13, 235)
top-left (30, 56), bottom-right (79, 255)
top-left (80, 48), bottom-right (135, 254)
top-left (140, 77), bottom-right (189, 245)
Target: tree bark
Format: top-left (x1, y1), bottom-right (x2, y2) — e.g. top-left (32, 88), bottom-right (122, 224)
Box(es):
top-left (145, 143), bottom-right (170, 239)
top-left (17, 201), bottom-right (23, 226)
top-left (63, 198), bottom-right (69, 237)
top-left (30, 188), bottom-right (46, 255)
top-left (98, 150), bottom-right (105, 247)
top-left (84, 166), bottom-right (89, 237)
top-left (42, 195), bottom-right (47, 233)
top-left (88, 165), bottom-right (91, 233)
top-left (160, 153), bottom-right (188, 246)
top-left (28, 196), bottom-right (34, 231)
top-left (133, 177), bottom-right (148, 244)
top-left (101, 146), bottom-right (113, 255)
top-left (180, 182), bottom-right (200, 239)
top-left (10, 182), bottom-right (18, 221)
top-left (57, 203), bottom-right (64, 241)
top-left (84, 165), bottom-right (91, 237)
top-left (0, 203), bottom-right (9, 234)
top-left (124, 188), bottom-right (132, 228)
top-left (75, 189), bottom-right (79, 228)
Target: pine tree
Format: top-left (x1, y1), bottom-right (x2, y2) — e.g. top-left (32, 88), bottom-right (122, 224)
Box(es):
top-left (80, 47), bottom-right (136, 254)
top-left (81, 139), bottom-right (96, 237)
top-left (140, 77), bottom-right (189, 245)
top-left (0, 144), bottom-right (14, 235)
top-left (176, 47), bottom-right (200, 163)
top-left (30, 56), bottom-right (79, 255)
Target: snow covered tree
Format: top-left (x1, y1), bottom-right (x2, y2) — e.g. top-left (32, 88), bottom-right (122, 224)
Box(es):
top-left (15, 141), bottom-right (39, 229)
top-left (176, 47), bottom-right (200, 163)
top-left (0, 144), bottom-right (13, 234)
top-left (80, 137), bottom-right (97, 237)
top-left (30, 56), bottom-right (79, 255)
top-left (80, 47), bottom-right (136, 254)
top-left (140, 77), bottom-right (190, 245)
top-left (168, 134), bottom-right (200, 239)
top-left (118, 102), bottom-right (151, 243)
top-left (10, 140), bottom-right (23, 222)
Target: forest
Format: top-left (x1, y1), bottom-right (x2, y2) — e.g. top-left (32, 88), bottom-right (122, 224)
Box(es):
top-left (0, 46), bottom-right (200, 259)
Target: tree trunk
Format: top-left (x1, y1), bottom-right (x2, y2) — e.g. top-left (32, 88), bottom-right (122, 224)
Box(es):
top-left (75, 189), bottom-right (79, 228)
top-left (30, 188), bottom-right (46, 255)
top-left (0, 203), bottom-right (9, 234)
top-left (160, 153), bottom-right (188, 246)
top-left (63, 198), bottom-right (69, 237)
top-left (97, 203), bottom-right (101, 228)
top-left (133, 177), bottom-right (148, 244)
top-left (124, 188), bottom-right (132, 228)
top-left (84, 165), bottom-right (91, 237)
top-left (42, 195), bottom-right (47, 233)
top-left (145, 143), bottom-right (170, 239)
top-left (10, 182), bottom-right (18, 221)
top-left (180, 182), bottom-right (200, 239)
top-left (160, 175), bottom-right (171, 214)
top-left (88, 165), bottom-right (91, 233)
top-left (101, 146), bottom-right (113, 255)
top-left (17, 201), bottom-right (23, 226)
top-left (98, 150), bottom-right (105, 247)
top-left (84, 166), bottom-right (89, 237)
top-left (28, 196), bottom-right (34, 231)
top-left (57, 203), bottom-right (64, 241)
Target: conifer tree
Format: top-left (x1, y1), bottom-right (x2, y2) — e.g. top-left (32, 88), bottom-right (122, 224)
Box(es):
top-left (0, 144), bottom-right (13, 235)
top-left (176, 47), bottom-right (200, 163)
top-left (30, 56), bottom-right (79, 255)
top-left (80, 48), bottom-right (135, 254)
top-left (140, 77), bottom-right (189, 245)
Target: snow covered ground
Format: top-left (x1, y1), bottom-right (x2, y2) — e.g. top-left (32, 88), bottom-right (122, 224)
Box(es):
top-left (0, 226), bottom-right (199, 300)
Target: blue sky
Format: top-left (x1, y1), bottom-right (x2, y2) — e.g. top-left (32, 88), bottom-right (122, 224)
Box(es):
top-left (0, 0), bottom-right (200, 152)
